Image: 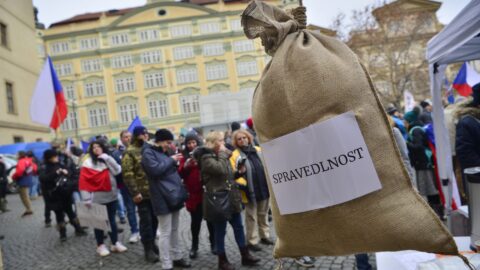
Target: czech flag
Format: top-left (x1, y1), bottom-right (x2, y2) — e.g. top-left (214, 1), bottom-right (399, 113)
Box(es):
top-left (452, 62), bottom-right (480, 97)
top-left (30, 56), bottom-right (68, 130)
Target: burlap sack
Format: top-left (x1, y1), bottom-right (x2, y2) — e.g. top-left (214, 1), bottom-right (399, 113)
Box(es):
top-left (241, 0), bottom-right (459, 258)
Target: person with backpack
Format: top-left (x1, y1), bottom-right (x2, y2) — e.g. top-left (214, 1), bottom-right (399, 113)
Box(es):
top-left (39, 149), bottom-right (87, 241)
top-left (12, 151), bottom-right (37, 217)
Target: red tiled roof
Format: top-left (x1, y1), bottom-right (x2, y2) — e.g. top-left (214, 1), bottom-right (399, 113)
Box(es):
top-left (49, 7), bottom-right (139, 28)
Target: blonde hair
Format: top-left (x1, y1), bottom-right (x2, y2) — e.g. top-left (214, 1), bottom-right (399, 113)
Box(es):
top-left (205, 131), bottom-right (224, 149)
top-left (232, 129), bottom-right (254, 148)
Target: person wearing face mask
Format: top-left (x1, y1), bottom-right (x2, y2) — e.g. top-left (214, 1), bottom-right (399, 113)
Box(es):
top-left (142, 129), bottom-right (191, 270)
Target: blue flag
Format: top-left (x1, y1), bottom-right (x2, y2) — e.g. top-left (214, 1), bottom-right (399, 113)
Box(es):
top-left (81, 140), bottom-right (90, 153)
top-left (128, 116), bottom-right (143, 133)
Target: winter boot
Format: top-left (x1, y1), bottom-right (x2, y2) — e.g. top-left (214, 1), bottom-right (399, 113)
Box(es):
top-left (143, 241), bottom-right (159, 263)
top-left (0, 198), bottom-right (9, 213)
top-left (71, 218), bottom-right (87, 236)
top-left (57, 223), bottom-right (67, 242)
top-left (240, 247), bottom-right (260, 266)
top-left (218, 253), bottom-right (235, 270)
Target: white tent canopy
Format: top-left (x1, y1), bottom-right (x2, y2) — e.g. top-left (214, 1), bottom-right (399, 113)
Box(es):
top-left (426, 0), bottom-right (480, 221)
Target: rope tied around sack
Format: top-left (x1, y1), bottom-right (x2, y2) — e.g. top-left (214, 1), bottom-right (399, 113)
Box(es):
top-left (292, 5), bottom-right (307, 29)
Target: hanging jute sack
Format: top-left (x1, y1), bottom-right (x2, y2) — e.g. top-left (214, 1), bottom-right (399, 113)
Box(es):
top-left (241, 0), bottom-right (464, 262)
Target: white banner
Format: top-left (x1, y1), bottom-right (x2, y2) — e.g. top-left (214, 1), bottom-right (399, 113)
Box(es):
top-left (76, 203), bottom-right (110, 231)
top-left (404, 90), bottom-right (416, 112)
top-left (261, 111), bottom-right (382, 215)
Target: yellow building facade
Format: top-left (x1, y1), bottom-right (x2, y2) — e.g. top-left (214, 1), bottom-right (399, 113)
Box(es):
top-left (42, 0), bottom-right (311, 140)
top-left (0, 0), bottom-right (51, 144)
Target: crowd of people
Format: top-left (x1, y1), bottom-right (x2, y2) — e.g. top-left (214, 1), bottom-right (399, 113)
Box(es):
top-left (0, 117), bottom-right (279, 270)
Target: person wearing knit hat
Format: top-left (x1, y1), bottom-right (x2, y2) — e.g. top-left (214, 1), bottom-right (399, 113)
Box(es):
top-left (133, 126), bottom-right (148, 138)
top-left (142, 129), bottom-right (191, 269)
top-left (245, 117), bottom-right (260, 146)
top-left (419, 100), bottom-right (433, 124)
top-left (456, 83), bottom-right (480, 174)
top-left (231, 122), bottom-right (241, 132)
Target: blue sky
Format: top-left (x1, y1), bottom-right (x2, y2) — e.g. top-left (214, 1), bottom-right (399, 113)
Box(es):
top-left (33, 0), bottom-right (469, 29)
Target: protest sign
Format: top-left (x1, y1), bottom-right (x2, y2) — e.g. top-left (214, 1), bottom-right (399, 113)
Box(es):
top-left (76, 203), bottom-right (109, 231)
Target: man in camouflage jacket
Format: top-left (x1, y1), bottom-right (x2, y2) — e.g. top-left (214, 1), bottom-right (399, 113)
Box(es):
top-left (122, 126), bottom-right (159, 263)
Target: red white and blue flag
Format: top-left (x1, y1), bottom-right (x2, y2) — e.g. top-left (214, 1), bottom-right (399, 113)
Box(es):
top-left (30, 56), bottom-right (68, 130)
top-left (452, 62), bottom-right (480, 97)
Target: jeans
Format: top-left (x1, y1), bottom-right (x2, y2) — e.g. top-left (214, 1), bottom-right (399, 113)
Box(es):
top-left (29, 176), bottom-right (39, 197)
top-left (94, 200), bottom-right (118, 246)
top-left (137, 199), bottom-right (158, 244)
top-left (355, 254), bottom-right (372, 270)
top-left (213, 212), bottom-right (246, 254)
top-left (120, 186), bottom-right (138, 234)
top-left (157, 211), bottom-right (183, 269)
top-left (117, 191), bottom-right (126, 219)
top-left (190, 203), bottom-right (214, 250)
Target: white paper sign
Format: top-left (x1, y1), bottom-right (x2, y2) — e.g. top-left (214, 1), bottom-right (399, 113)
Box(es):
top-left (261, 111), bottom-right (382, 215)
top-left (76, 203), bottom-right (110, 231)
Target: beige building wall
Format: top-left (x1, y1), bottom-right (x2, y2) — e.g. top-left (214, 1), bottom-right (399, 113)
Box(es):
top-left (0, 0), bottom-right (51, 144)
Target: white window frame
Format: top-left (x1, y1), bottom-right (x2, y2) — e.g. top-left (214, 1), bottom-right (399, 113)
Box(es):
top-left (114, 76), bottom-right (136, 93)
top-left (144, 72), bottom-right (165, 89)
top-left (50, 41), bottom-right (69, 55)
top-left (173, 46), bottom-right (194, 60)
top-left (176, 67), bottom-right (198, 84)
top-left (118, 103), bottom-right (138, 123)
top-left (199, 22), bottom-right (221, 34)
top-left (88, 107), bottom-right (109, 127)
top-left (111, 55), bottom-right (133, 69)
top-left (180, 95), bottom-right (200, 114)
top-left (170, 24), bottom-right (192, 37)
top-left (79, 37), bottom-right (99, 51)
top-left (141, 50), bottom-right (162, 64)
top-left (64, 84), bottom-right (75, 100)
top-left (236, 60), bottom-right (258, 77)
top-left (84, 80), bottom-right (105, 97)
top-left (148, 98), bottom-right (169, 119)
top-left (110, 33), bottom-right (130, 46)
top-left (206, 63), bottom-right (228, 80)
top-left (203, 43), bottom-right (224, 56)
top-left (233, 40), bottom-right (255, 53)
top-left (54, 63), bottom-right (73, 76)
top-left (139, 29), bottom-right (160, 42)
top-left (61, 111), bottom-right (78, 131)
top-left (81, 59), bottom-right (103, 73)
top-left (230, 19), bottom-right (242, 31)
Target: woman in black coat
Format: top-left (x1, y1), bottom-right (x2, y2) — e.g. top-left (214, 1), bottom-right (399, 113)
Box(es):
top-left (39, 149), bottom-right (86, 241)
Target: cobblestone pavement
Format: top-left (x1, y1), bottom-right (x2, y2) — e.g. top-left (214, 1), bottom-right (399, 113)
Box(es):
top-left (0, 195), bottom-right (376, 270)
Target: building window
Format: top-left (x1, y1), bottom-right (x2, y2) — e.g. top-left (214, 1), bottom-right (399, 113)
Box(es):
top-left (144, 72), bottom-right (165, 89)
top-left (110, 33), bottom-right (130, 46)
top-left (6, 82), bottom-right (15, 114)
top-left (230, 19), bottom-right (241, 31)
top-left (148, 99), bottom-right (168, 118)
top-left (50, 41), bottom-right (69, 55)
top-left (233, 40), bottom-right (255, 53)
top-left (79, 38), bottom-right (99, 51)
top-left (141, 50), bottom-right (162, 64)
top-left (203, 43), bottom-right (224, 56)
top-left (114, 77), bottom-right (136, 93)
top-left (88, 107), bottom-right (109, 127)
top-left (180, 95), bottom-right (200, 114)
top-left (139, 29), bottom-right (159, 42)
top-left (206, 63), bottom-right (228, 80)
top-left (236, 60), bottom-right (258, 76)
top-left (170, 24), bottom-right (192, 37)
top-left (84, 80), bottom-right (105, 97)
top-left (199, 22), bottom-right (221, 34)
top-left (13, 136), bottom-right (24, 143)
top-left (81, 59), bottom-right (102, 73)
top-left (118, 103), bottom-right (138, 123)
top-left (54, 63), bottom-right (73, 76)
top-left (61, 111), bottom-right (78, 131)
top-left (173, 46), bottom-right (194, 60)
top-left (176, 67), bottom-right (198, 84)
top-left (0, 23), bottom-right (7, 47)
top-left (111, 55), bottom-right (133, 69)
top-left (64, 84), bottom-right (75, 100)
